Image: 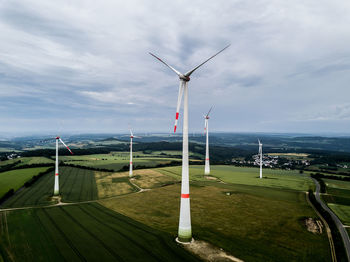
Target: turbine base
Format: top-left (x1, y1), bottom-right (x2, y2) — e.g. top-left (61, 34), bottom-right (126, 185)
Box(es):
top-left (176, 237), bottom-right (194, 244)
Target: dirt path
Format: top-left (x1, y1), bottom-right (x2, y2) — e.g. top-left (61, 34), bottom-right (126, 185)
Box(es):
top-left (182, 240), bottom-right (243, 262)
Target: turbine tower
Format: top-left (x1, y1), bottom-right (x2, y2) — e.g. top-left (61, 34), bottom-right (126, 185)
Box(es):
top-left (129, 129), bottom-right (134, 177)
top-left (204, 107), bottom-right (213, 175)
top-left (54, 136), bottom-right (73, 196)
top-left (150, 45), bottom-right (229, 243)
top-left (258, 139), bottom-right (263, 179)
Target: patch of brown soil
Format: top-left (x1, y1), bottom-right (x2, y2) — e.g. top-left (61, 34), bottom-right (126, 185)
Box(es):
top-left (305, 218), bottom-right (323, 234)
top-left (183, 240), bottom-right (244, 262)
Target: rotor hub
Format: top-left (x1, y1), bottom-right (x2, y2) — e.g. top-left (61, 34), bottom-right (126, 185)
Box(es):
top-left (180, 75), bottom-right (190, 82)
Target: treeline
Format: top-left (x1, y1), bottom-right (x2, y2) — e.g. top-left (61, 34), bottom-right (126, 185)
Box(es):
top-left (24, 167), bottom-right (55, 187)
top-left (0, 166), bottom-right (54, 205)
top-left (18, 141), bottom-right (252, 162)
top-left (61, 163), bottom-right (114, 172)
top-left (311, 172), bottom-right (350, 182)
top-left (310, 174), bottom-right (326, 193)
top-left (0, 160), bottom-right (21, 173)
top-left (0, 163), bottom-right (54, 173)
top-left (308, 189), bottom-right (347, 262)
top-left (118, 160), bottom-right (186, 172)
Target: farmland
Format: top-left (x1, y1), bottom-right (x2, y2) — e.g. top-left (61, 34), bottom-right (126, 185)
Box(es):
top-left (0, 203), bottom-right (199, 261)
top-left (0, 167), bottom-right (51, 198)
top-left (0, 162), bottom-right (332, 261)
top-left (322, 179), bottom-right (350, 226)
top-left (59, 152), bottom-right (183, 171)
top-left (157, 165), bottom-right (314, 191)
top-left (1, 167), bottom-right (97, 208)
top-left (101, 165), bottom-right (331, 261)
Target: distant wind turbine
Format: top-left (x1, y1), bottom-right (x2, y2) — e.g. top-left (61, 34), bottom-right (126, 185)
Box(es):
top-left (258, 139), bottom-right (263, 179)
top-left (54, 136), bottom-right (73, 196)
top-left (129, 129), bottom-right (134, 177)
top-left (150, 45), bottom-right (229, 243)
top-left (204, 107), bottom-right (213, 175)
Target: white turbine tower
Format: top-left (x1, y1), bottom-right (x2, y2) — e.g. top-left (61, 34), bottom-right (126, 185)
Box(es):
top-left (54, 136), bottom-right (73, 196)
top-left (129, 129), bottom-right (134, 177)
top-left (150, 45), bottom-right (229, 243)
top-left (258, 139), bottom-right (263, 179)
top-left (204, 107), bottom-right (213, 175)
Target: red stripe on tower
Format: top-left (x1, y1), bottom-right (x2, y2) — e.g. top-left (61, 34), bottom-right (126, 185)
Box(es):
top-left (130, 162), bottom-right (132, 164)
top-left (206, 158), bottom-right (209, 161)
top-left (55, 173), bottom-right (59, 176)
top-left (181, 194), bottom-right (190, 198)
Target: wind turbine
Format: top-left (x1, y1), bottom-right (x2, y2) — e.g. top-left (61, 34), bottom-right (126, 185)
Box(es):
top-left (54, 136), bottom-right (73, 196)
top-left (258, 139), bottom-right (263, 179)
top-left (150, 45), bottom-right (229, 243)
top-left (204, 107), bottom-right (213, 175)
top-left (129, 129), bottom-right (134, 177)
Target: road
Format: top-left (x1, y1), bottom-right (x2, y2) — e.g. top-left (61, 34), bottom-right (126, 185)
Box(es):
top-left (312, 178), bottom-right (350, 261)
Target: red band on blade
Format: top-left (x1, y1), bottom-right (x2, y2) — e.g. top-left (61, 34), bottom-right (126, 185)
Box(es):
top-left (181, 194), bottom-right (190, 198)
top-left (55, 173), bottom-right (59, 176)
top-left (175, 112), bottom-right (179, 120)
top-left (174, 126), bottom-right (177, 133)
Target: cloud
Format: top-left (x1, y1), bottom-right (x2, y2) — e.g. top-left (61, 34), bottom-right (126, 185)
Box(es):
top-left (0, 0), bottom-right (350, 134)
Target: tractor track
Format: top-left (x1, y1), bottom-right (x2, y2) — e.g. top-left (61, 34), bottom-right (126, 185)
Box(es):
top-left (78, 204), bottom-right (161, 261)
top-left (58, 206), bottom-right (124, 261)
top-left (88, 203), bottom-right (184, 259)
top-left (41, 208), bottom-right (86, 262)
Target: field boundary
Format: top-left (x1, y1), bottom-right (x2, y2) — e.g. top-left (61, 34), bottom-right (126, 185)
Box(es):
top-left (306, 191), bottom-right (337, 262)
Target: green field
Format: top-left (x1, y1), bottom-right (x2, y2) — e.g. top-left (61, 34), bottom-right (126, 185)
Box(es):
top-left (101, 165), bottom-right (331, 261)
top-left (322, 179), bottom-right (350, 225)
top-left (0, 164), bottom-right (332, 261)
top-left (0, 203), bottom-right (199, 261)
top-left (59, 153), bottom-right (182, 171)
top-left (1, 167), bottom-right (98, 208)
top-left (157, 165), bottom-right (314, 192)
top-left (0, 167), bottom-right (50, 198)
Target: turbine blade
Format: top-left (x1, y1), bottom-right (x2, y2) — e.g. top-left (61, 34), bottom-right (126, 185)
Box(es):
top-left (59, 138), bottom-right (73, 155)
top-left (184, 44), bottom-right (230, 77)
top-left (174, 81), bottom-right (184, 133)
top-left (149, 52), bottom-right (182, 77)
top-left (206, 106), bottom-right (213, 117)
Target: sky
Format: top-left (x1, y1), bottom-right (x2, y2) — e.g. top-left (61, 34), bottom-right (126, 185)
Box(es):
top-left (1, 0), bottom-right (350, 136)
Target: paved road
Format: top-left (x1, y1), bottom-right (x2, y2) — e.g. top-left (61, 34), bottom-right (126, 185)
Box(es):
top-left (312, 178), bottom-right (350, 261)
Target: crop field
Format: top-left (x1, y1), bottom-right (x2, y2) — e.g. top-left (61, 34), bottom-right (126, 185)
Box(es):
top-left (157, 165), bottom-right (314, 192)
top-left (1, 167), bottom-right (98, 208)
top-left (101, 166), bottom-right (330, 261)
top-left (268, 153), bottom-right (311, 160)
top-left (95, 171), bottom-right (139, 198)
top-left (0, 203), bottom-right (199, 261)
top-left (59, 153), bottom-right (182, 171)
top-left (0, 167), bottom-right (50, 198)
top-left (17, 157), bottom-right (54, 166)
top-left (0, 164), bottom-right (331, 261)
top-left (322, 179), bottom-right (350, 225)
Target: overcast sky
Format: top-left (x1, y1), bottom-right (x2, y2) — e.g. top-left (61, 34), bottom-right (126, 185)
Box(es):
top-left (1, 0), bottom-right (350, 136)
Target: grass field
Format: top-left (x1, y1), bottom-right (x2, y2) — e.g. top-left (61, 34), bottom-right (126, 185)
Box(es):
top-left (157, 165), bottom-right (314, 192)
top-left (0, 167), bottom-right (50, 198)
top-left (101, 166), bottom-right (330, 261)
top-left (0, 164), bottom-right (331, 261)
top-left (1, 167), bottom-right (98, 208)
top-left (0, 203), bottom-right (199, 261)
top-left (59, 153), bottom-right (182, 171)
top-left (322, 179), bottom-right (350, 225)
